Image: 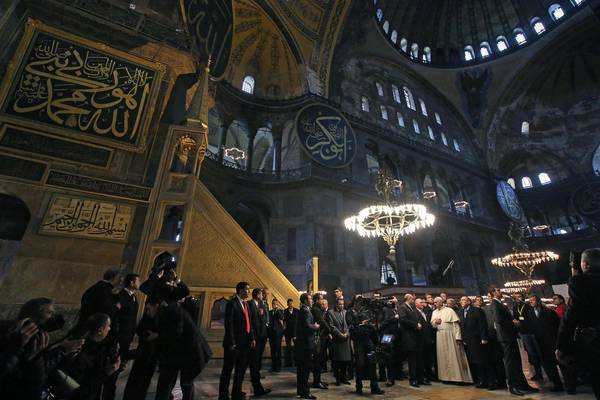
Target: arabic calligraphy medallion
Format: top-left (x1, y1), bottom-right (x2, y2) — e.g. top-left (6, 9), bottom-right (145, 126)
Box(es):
top-left (295, 103), bottom-right (357, 168)
top-left (496, 181), bottom-right (524, 222)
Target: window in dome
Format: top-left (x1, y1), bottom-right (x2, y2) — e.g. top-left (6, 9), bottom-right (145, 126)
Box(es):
top-left (412, 119), bottom-right (420, 134)
top-left (410, 43), bottom-right (419, 60)
top-left (392, 85), bottom-right (401, 103)
top-left (521, 176), bottom-right (533, 188)
top-left (441, 132), bottom-right (448, 146)
top-left (380, 105), bottom-right (388, 120)
top-left (376, 9), bottom-right (383, 21)
top-left (571, 0), bottom-right (584, 6)
top-left (403, 86), bottom-right (416, 110)
top-left (400, 38), bottom-right (408, 53)
top-left (496, 36), bottom-right (509, 52)
top-left (391, 30), bottom-right (398, 43)
top-left (241, 75), bottom-right (255, 94)
top-left (419, 99), bottom-right (428, 116)
top-left (464, 45), bottom-right (475, 61)
top-left (549, 4), bottom-right (565, 20)
top-left (531, 18), bottom-right (545, 34)
top-left (427, 126), bottom-right (435, 140)
top-left (397, 112), bottom-right (405, 127)
top-left (521, 121), bottom-right (529, 134)
top-left (539, 172), bottom-right (551, 185)
top-left (453, 138), bottom-right (460, 152)
top-left (435, 112), bottom-right (442, 125)
top-left (480, 42), bottom-right (492, 58)
top-left (361, 96), bottom-right (370, 112)
top-left (514, 29), bottom-right (527, 45)
top-left (423, 47), bottom-right (431, 63)
top-left (383, 20), bottom-right (390, 33)
top-left (376, 82), bottom-right (384, 96)
top-left (507, 178), bottom-right (516, 189)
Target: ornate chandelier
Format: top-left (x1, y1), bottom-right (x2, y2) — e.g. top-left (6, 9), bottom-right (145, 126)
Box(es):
top-left (502, 279), bottom-right (547, 294)
top-left (344, 169), bottom-right (435, 255)
top-left (491, 223), bottom-right (559, 286)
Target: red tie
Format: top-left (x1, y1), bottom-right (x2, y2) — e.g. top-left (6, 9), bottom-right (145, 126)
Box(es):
top-left (243, 302), bottom-right (251, 334)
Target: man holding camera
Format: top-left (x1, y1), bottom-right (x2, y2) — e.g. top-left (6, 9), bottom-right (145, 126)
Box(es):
top-left (557, 248), bottom-right (600, 398)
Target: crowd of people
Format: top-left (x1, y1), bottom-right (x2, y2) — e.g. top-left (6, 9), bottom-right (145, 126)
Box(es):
top-left (1, 248), bottom-right (599, 400)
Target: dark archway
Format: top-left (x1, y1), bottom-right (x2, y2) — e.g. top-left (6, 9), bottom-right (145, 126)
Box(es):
top-left (1, 194), bottom-right (30, 281)
top-left (231, 201), bottom-right (271, 251)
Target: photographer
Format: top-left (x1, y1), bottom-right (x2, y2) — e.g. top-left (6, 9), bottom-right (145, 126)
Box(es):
top-left (378, 296), bottom-right (399, 387)
top-left (348, 296), bottom-right (384, 395)
top-left (557, 248), bottom-right (600, 398)
top-left (140, 261), bottom-right (189, 304)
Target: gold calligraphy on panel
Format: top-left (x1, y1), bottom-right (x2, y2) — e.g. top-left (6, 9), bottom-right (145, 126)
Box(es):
top-left (301, 116), bottom-right (349, 163)
top-left (40, 195), bottom-right (134, 241)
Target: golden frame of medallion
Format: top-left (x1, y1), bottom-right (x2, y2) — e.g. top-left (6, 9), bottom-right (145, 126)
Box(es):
top-left (38, 192), bottom-right (136, 243)
top-left (0, 19), bottom-right (166, 153)
top-left (0, 124), bottom-right (115, 169)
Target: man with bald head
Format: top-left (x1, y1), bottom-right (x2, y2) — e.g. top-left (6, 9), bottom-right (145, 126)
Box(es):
top-left (399, 294), bottom-right (426, 387)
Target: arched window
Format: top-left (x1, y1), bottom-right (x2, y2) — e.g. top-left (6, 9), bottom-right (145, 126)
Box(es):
top-left (241, 75), bottom-right (255, 94)
top-left (507, 178), bottom-right (516, 189)
top-left (539, 172), bottom-right (551, 185)
top-left (403, 86), bottom-right (415, 110)
top-left (441, 132), bottom-right (448, 146)
top-left (375, 82), bottom-right (384, 96)
top-left (453, 138), bottom-right (461, 152)
top-left (376, 8), bottom-right (383, 21)
top-left (391, 30), bottom-right (398, 43)
top-left (410, 43), bottom-right (419, 60)
top-left (549, 4), bottom-right (565, 20)
top-left (531, 18), bottom-right (545, 34)
top-left (383, 20), bottom-right (390, 33)
top-left (571, 0), bottom-right (584, 6)
top-left (380, 260), bottom-right (397, 285)
top-left (521, 176), bottom-right (533, 188)
top-left (380, 105), bottom-right (388, 120)
top-left (361, 96), bottom-right (370, 112)
top-left (392, 85), bottom-right (401, 103)
top-left (419, 99), bottom-right (428, 116)
top-left (496, 35), bottom-right (509, 52)
top-left (435, 112), bottom-right (442, 125)
top-left (514, 28), bottom-right (527, 45)
top-left (521, 121), bottom-right (530, 134)
top-left (464, 45), bottom-right (475, 61)
top-left (400, 38), bottom-right (408, 53)
top-left (422, 47), bottom-right (431, 63)
top-left (412, 119), bottom-right (420, 134)
top-left (427, 126), bottom-right (435, 140)
top-left (397, 112), bottom-right (405, 127)
top-left (480, 42), bottom-right (492, 58)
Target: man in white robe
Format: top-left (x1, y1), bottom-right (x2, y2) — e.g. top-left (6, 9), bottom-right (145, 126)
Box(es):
top-left (431, 297), bottom-right (473, 383)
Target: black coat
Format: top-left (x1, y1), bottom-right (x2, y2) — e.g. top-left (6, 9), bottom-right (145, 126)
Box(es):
top-left (416, 308), bottom-right (434, 345)
top-left (248, 299), bottom-right (267, 340)
top-left (379, 304), bottom-right (399, 335)
top-left (79, 281), bottom-right (117, 324)
top-left (311, 304), bottom-right (330, 335)
top-left (223, 297), bottom-right (253, 349)
top-left (458, 306), bottom-right (488, 363)
top-left (269, 308), bottom-right (285, 337)
top-left (295, 305), bottom-right (318, 351)
top-left (284, 307), bottom-right (298, 338)
top-left (398, 303), bottom-right (422, 351)
top-left (557, 272), bottom-right (600, 353)
top-left (489, 299), bottom-right (517, 343)
top-left (66, 338), bottom-right (116, 400)
top-left (116, 289), bottom-right (138, 349)
top-left (140, 274), bottom-right (189, 304)
top-left (530, 306), bottom-right (559, 359)
top-left (512, 302), bottom-right (536, 335)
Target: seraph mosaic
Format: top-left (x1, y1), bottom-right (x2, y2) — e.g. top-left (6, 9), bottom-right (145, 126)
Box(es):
top-left (0, 23), bottom-right (163, 150)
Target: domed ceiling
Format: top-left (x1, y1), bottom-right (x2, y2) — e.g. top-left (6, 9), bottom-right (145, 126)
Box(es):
top-left (373, 0), bottom-right (588, 66)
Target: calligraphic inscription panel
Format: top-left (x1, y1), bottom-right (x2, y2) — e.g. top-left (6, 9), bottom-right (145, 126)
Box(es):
top-left (40, 195), bottom-right (133, 241)
top-left (184, 0), bottom-right (233, 79)
top-left (0, 22), bottom-right (163, 150)
top-left (295, 103), bottom-right (357, 168)
top-left (496, 181), bottom-right (524, 222)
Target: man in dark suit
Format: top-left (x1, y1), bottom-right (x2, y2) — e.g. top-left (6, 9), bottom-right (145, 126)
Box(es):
top-left (296, 292), bottom-right (320, 399)
top-left (379, 296), bottom-right (399, 386)
top-left (488, 286), bottom-right (538, 396)
top-left (557, 248), bottom-right (600, 398)
top-left (458, 296), bottom-right (489, 388)
top-left (78, 267), bottom-right (121, 328)
top-left (512, 293), bottom-right (543, 381)
top-left (416, 298), bottom-right (436, 382)
top-left (248, 288), bottom-right (271, 397)
top-left (260, 288), bottom-right (271, 372)
top-left (219, 282), bottom-right (255, 400)
top-left (482, 299), bottom-right (506, 390)
top-left (399, 294), bottom-right (425, 387)
top-left (284, 298), bottom-right (298, 367)
top-left (311, 293), bottom-right (329, 389)
top-left (116, 273), bottom-right (141, 358)
top-left (269, 298), bottom-right (285, 372)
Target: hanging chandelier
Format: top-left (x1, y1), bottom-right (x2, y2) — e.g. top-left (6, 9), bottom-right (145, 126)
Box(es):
top-left (502, 279), bottom-right (547, 294)
top-left (491, 222), bottom-right (559, 283)
top-left (344, 169), bottom-right (435, 255)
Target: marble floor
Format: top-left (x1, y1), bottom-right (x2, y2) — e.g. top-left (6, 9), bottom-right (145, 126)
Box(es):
top-left (116, 365), bottom-right (596, 400)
